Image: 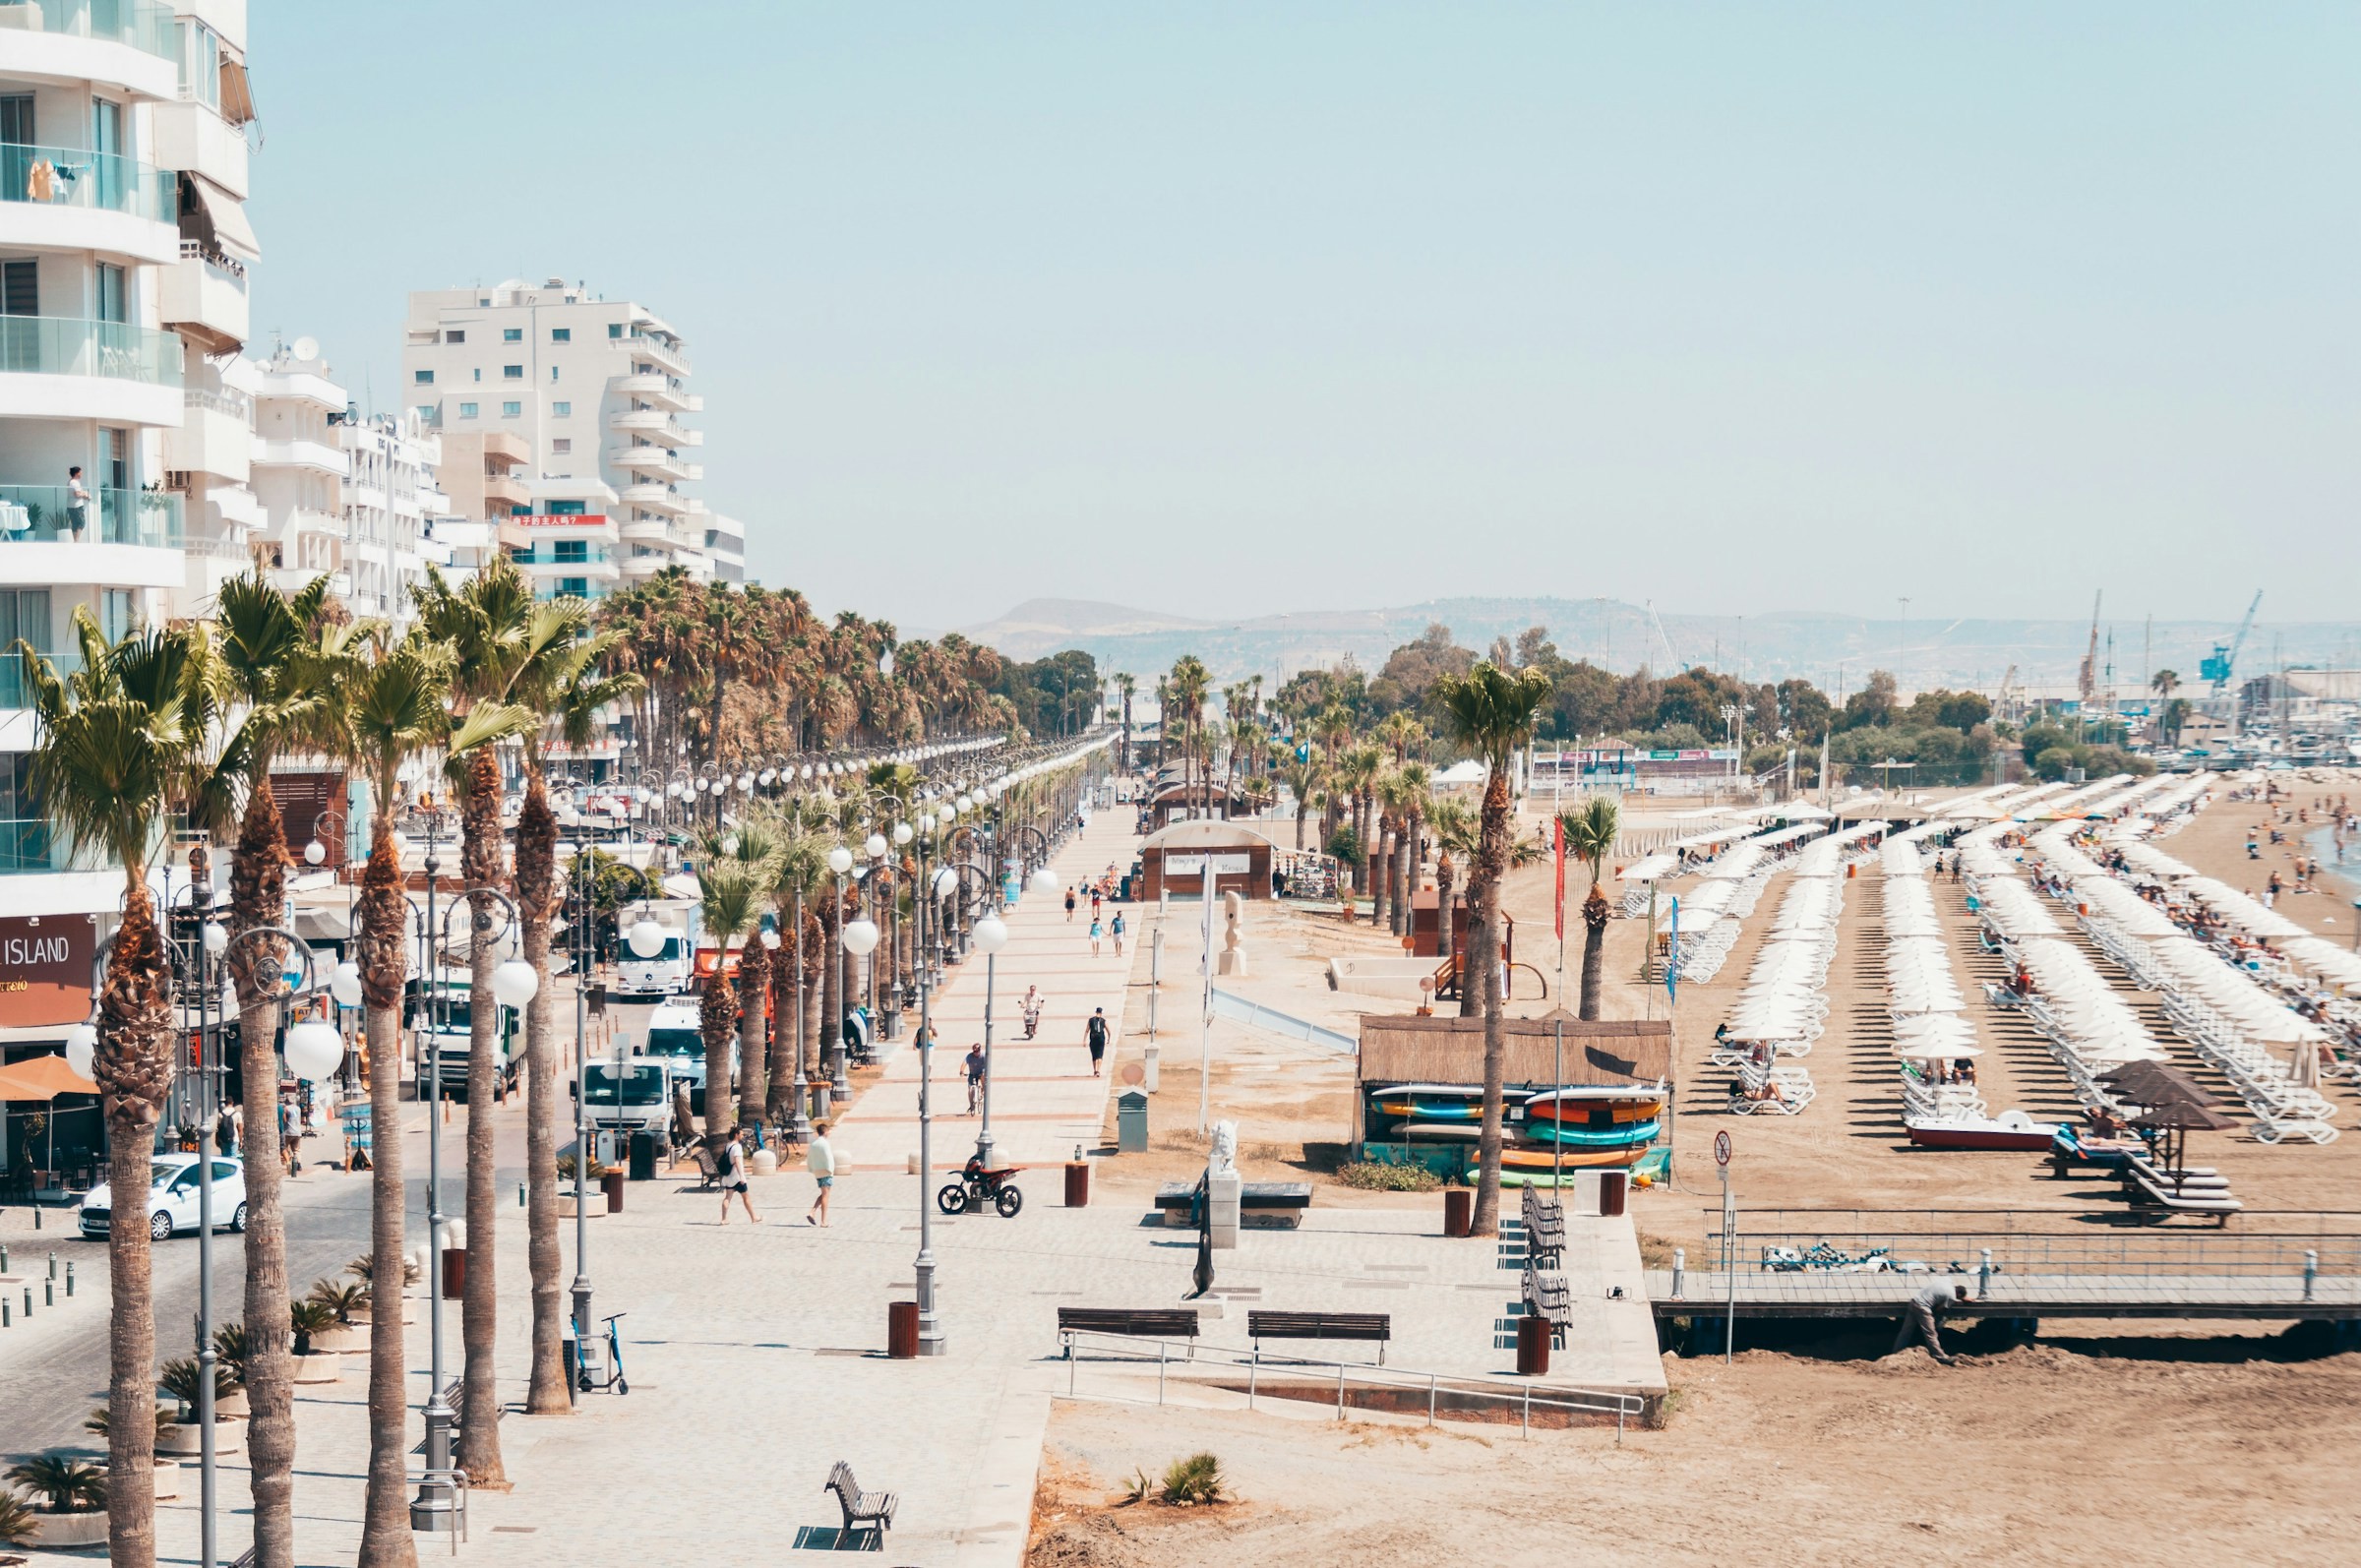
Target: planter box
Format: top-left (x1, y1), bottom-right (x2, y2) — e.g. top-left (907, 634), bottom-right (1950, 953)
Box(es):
top-left (30, 1509), bottom-right (109, 1547)
top-left (156, 1417), bottom-right (245, 1458)
top-left (557, 1193), bottom-right (608, 1218)
top-left (152, 1459), bottom-right (182, 1500)
top-left (215, 1387), bottom-right (250, 1418)
top-left (351, 1303), bottom-right (414, 1327)
top-left (311, 1322), bottom-right (364, 1354)
top-left (289, 1351), bottom-right (342, 1385)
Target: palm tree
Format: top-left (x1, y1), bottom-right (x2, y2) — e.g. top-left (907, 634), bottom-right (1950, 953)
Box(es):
top-left (1426, 795), bottom-right (1478, 988)
top-left (1392, 761), bottom-right (1432, 939)
top-left (506, 619), bottom-right (638, 1413)
top-left (1559, 795), bottom-right (1621, 1020)
top-left (760, 811), bottom-right (829, 1122)
top-left (1168, 655), bottom-right (1211, 816)
top-left (2150, 668), bottom-right (2180, 699)
top-left (696, 863), bottom-right (760, 1142)
top-left (1280, 754), bottom-right (1325, 850)
top-left (340, 631), bottom-right (525, 1568)
top-left (706, 823), bottom-right (783, 1134)
top-left (1114, 672), bottom-right (1136, 770)
top-left (1431, 661), bottom-right (1552, 1238)
top-left (189, 573), bottom-right (355, 1568)
top-left (18, 610), bottom-right (215, 1568)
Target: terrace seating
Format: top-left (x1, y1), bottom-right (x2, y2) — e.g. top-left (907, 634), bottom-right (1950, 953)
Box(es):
top-left (824, 1461), bottom-right (897, 1538)
top-left (1057, 1307), bottom-right (1202, 1351)
top-left (1247, 1310), bottom-right (1392, 1364)
top-left (1519, 1260), bottom-right (1571, 1347)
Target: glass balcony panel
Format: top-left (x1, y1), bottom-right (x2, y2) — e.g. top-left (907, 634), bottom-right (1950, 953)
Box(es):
top-left (0, 142), bottom-right (176, 221)
top-left (0, 484), bottom-right (185, 547)
top-left (8, 0), bottom-right (177, 57)
top-left (0, 317), bottom-right (183, 385)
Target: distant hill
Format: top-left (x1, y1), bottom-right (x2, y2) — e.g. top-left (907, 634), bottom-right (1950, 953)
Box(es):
top-left (960, 594), bottom-right (2361, 697)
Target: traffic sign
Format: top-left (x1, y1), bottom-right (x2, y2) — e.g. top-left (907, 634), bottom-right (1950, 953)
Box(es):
top-left (1714, 1130), bottom-right (1731, 1168)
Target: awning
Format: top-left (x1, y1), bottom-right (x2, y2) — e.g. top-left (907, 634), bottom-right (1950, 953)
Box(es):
top-left (220, 59), bottom-right (258, 128)
top-left (180, 173), bottom-right (260, 263)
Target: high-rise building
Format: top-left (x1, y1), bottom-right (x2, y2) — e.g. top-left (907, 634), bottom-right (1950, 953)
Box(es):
top-left (400, 279), bottom-right (717, 584)
top-left (0, 5), bottom-right (262, 948)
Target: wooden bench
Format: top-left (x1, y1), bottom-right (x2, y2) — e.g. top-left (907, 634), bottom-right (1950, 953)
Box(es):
top-left (825, 1460), bottom-right (896, 1537)
top-left (1246, 1310), bottom-right (1392, 1364)
top-left (1152, 1181), bottom-right (1314, 1229)
top-left (1057, 1307), bottom-right (1201, 1362)
top-left (1520, 1262), bottom-right (1572, 1347)
top-left (1520, 1189), bottom-right (1566, 1267)
top-left (411, 1377), bottom-right (503, 1454)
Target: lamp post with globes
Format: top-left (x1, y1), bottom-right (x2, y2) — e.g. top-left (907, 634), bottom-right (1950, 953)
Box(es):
top-left (825, 843), bottom-right (855, 1103)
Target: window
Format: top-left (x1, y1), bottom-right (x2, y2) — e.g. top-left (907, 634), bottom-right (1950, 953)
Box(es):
top-left (550, 365), bottom-right (561, 383)
top-left (472, 367), bottom-right (481, 383)
top-left (503, 365), bottom-right (522, 380)
top-left (413, 369), bottom-right (433, 385)
top-left (502, 401), bottom-right (521, 417)
top-left (446, 330), bottom-right (465, 344)
top-left (552, 401), bottom-right (571, 417)
top-left (503, 328), bottom-right (522, 342)
top-left (554, 539), bottom-right (588, 564)
top-left (608, 323), bottom-right (623, 338)
top-left (458, 401), bottom-right (478, 418)
top-left (552, 438), bottom-right (572, 454)
top-left (558, 577), bottom-right (589, 599)
top-left (546, 500), bottom-right (587, 515)
top-left (101, 589), bottom-right (138, 642)
top-left (552, 328), bottom-right (571, 342)
top-left (415, 404), bottom-right (435, 422)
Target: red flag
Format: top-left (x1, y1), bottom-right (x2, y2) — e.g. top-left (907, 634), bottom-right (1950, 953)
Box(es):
top-left (1552, 815), bottom-right (1566, 941)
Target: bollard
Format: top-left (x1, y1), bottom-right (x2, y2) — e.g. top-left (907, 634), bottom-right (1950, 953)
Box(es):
top-left (48, 1250), bottom-right (56, 1280)
top-left (65, 1261), bottom-right (74, 1297)
top-left (1978, 1248), bottom-right (1992, 1300)
top-left (44, 1279), bottom-right (53, 1307)
top-left (1671, 1247), bottom-right (1686, 1300)
top-left (22, 1287), bottom-right (30, 1316)
top-left (519, 1182), bottom-right (526, 1208)
top-left (2304, 1249), bottom-right (2319, 1302)
top-left (3, 1297), bottom-right (9, 1327)
top-left (1, 1242), bottom-right (8, 1272)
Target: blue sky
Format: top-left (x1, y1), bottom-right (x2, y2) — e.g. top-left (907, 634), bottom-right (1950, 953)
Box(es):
top-left (249, 2), bottom-right (2360, 633)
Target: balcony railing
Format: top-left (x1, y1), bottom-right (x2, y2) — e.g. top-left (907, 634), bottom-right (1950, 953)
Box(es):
top-left (0, 141), bottom-right (176, 222)
top-left (0, 484), bottom-right (185, 547)
top-left (6, 0), bottom-right (177, 60)
top-left (508, 547), bottom-right (613, 567)
top-left (0, 316), bottom-right (182, 385)
top-left (185, 386), bottom-right (252, 420)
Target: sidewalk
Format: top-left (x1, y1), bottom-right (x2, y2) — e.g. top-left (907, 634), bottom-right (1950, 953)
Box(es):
top-left (832, 811), bottom-right (1142, 1171)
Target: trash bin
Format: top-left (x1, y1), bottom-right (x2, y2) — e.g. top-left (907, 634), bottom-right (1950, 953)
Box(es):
top-left (1599, 1170), bottom-right (1627, 1217)
top-left (886, 1300), bottom-right (920, 1359)
top-left (600, 1170), bottom-right (626, 1214)
top-left (1117, 1090), bottom-right (1149, 1154)
top-left (1516, 1313), bottom-right (1551, 1375)
top-left (628, 1131), bottom-right (657, 1182)
top-left (1064, 1161), bottom-right (1090, 1208)
top-left (1443, 1187), bottom-right (1472, 1238)
top-left (441, 1247), bottom-right (465, 1300)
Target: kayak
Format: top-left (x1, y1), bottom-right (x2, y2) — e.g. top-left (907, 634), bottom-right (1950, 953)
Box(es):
top-left (1481, 1143), bottom-right (1653, 1173)
top-left (1522, 1100), bottom-right (1662, 1127)
top-left (1395, 1123), bottom-right (1482, 1143)
top-left (1519, 1118), bottom-right (1660, 1148)
top-left (1372, 1100), bottom-right (1484, 1122)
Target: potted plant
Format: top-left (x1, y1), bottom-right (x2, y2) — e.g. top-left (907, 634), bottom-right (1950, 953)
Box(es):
top-left (3, 1455), bottom-right (110, 1547)
top-left (345, 1254), bottom-right (419, 1325)
top-left (85, 1406), bottom-right (182, 1498)
top-left (210, 1322), bottom-right (253, 1417)
top-left (154, 1357), bottom-right (245, 1457)
top-left (306, 1278), bottom-right (370, 1353)
top-left (0, 1486), bottom-right (37, 1548)
top-left (287, 1298), bottom-right (344, 1383)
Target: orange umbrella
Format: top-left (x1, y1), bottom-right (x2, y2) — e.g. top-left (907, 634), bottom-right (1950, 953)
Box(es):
top-left (0, 1053), bottom-right (100, 1101)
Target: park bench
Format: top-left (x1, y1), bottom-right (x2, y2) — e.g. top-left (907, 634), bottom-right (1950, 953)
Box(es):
top-left (1057, 1307), bottom-right (1201, 1358)
top-left (411, 1377), bottom-right (504, 1454)
top-left (1152, 1180), bottom-right (1313, 1229)
top-left (1519, 1188), bottom-right (1566, 1267)
top-left (1246, 1310), bottom-right (1392, 1364)
top-left (1520, 1261), bottom-right (1572, 1347)
top-left (825, 1460), bottom-right (896, 1538)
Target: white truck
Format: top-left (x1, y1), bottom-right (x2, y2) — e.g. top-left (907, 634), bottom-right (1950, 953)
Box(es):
top-left (408, 973), bottom-right (519, 1102)
top-left (577, 1055), bottom-right (676, 1142)
top-left (641, 998), bottom-right (713, 1114)
top-left (614, 897), bottom-right (699, 1001)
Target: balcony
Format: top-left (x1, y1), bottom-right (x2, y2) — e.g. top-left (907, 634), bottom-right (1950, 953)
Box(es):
top-left (626, 332), bottom-right (691, 376)
top-left (613, 373), bottom-right (694, 412)
top-left (510, 546), bottom-right (620, 583)
top-left (253, 438), bottom-right (345, 477)
top-left (158, 245), bottom-right (251, 354)
top-left (611, 445), bottom-right (690, 483)
top-left (500, 513), bottom-right (619, 548)
top-left (0, 141), bottom-right (180, 262)
top-left (608, 408), bottom-right (670, 434)
top-left (0, 3), bottom-right (178, 99)
top-left (619, 549), bottom-right (674, 577)
top-left (0, 316), bottom-right (183, 425)
top-left (617, 515), bottom-right (671, 545)
top-left (482, 471), bottom-right (530, 509)
top-left (0, 483), bottom-right (181, 545)
top-left (151, 98), bottom-right (248, 199)
top-left (619, 483), bottom-right (687, 516)
top-left (268, 565), bottom-right (350, 600)
top-left (165, 388), bottom-right (251, 482)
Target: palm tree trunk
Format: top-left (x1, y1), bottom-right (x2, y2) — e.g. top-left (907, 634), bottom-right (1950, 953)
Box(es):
top-left (457, 749), bottom-right (505, 1487)
top-left (701, 962), bottom-right (738, 1141)
top-left (514, 781), bottom-right (567, 1414)
top-left (356, 826), bottom-right (418, 1568)
top-left (1389, 828), bottom-right (1409, 938)
top-left (766, 941), bottom-right (794, 1121)
top-left (1457, 880), bottom-right (1483, 1019)
top-left (100, 879), bottom-right (170, 1568)
top-left (801, 910), bottom-right (825, 1116)
top-left (229, 783), bottom-right (296, 1568)
top-left (1580, 885), bottom-right (1609, 1020)
top-left (1435, 854), bottom-right (1455, 974)
top-left (1294, 802), bottom-right (1307, 851)
top-left (1469, 766), bottom-right (1513, 1238)
top-left (736, 934), bottom-right (768, 1131)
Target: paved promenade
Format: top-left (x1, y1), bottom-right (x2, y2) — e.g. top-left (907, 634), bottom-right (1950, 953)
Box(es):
top-left (832, 811), bottom-right (1141, 1171)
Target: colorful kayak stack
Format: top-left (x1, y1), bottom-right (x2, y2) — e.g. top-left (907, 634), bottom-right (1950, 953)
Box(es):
top-left (1363, 1081), bottom-right (1667, 1184)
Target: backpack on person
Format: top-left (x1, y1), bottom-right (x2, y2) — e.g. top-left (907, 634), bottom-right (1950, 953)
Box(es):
top-left (1087, 1015), bottom-right (1109, 1048)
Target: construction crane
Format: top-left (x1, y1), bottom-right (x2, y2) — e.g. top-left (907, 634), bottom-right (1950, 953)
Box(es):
top-left (2201, 591), bottom-right (2263, 695)
top-left (1995, 664), bottom-right (2019, 726)
top-left (2076, 591), bottom-right (2102, 706)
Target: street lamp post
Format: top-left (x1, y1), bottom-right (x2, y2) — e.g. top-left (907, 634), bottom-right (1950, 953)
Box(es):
top-left (826, 844), bottom-right (855, 1102)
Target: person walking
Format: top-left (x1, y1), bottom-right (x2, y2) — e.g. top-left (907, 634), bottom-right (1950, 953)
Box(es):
top-left (1085, 1006), bottom-right (1110, 1077)
top-left (1020, 984), bottom-right (1043, 1039)
top-left (805, 1120), bottom-right (837, 1226)
top-left (1891, 1280), bottom-right (1968, 1363)
top-left (1064, 887), bottom-right (1077, 922)
top-left (1088, 913), bottom-right (1103, 957)
top-left (1110, 909), bottom-right (1126, 956)
top-left (715, 1129), bottom-right (760, 1225)
top-left (963, 1042), bottom-right (986, 1115)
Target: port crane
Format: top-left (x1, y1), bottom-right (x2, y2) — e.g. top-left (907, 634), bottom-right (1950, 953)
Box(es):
top-left (2201, 591), bottom-right (2262, 695)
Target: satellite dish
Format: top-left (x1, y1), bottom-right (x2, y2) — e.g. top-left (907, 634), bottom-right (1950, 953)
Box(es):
top-left (291, 335), bottom-right (320, 361)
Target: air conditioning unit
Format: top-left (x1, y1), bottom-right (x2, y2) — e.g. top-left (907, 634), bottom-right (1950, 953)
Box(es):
top-left (164, 470), bottom-right (195, 493)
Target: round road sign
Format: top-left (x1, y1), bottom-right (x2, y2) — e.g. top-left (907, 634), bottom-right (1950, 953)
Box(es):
top-left (1714, 1130), bottom-right (1732, 1168)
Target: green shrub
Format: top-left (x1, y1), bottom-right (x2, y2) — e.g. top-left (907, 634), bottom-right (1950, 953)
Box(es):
top-left (1159, 1452), bottom-right (1224, 1506)
top-left (156, 1357), bottom-right (235, 1417)
top-left (5, 1455), bottom-right (106, 1514)
top-left (288, 1298), bottom-right (338, 1355)
top-left (1336, 1161), bottom-right (1441, 1192)
top-left (309, 1277), bottom-right (369, 1322)
top-left (0, 1486), bottom-right (37, 1541)
top-left (211, 1321), bottom-right (250, 1388)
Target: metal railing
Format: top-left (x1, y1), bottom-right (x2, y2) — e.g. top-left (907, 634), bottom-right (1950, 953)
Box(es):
top-left (0, 484), bottom-right (184, 545)
top-left (8, 0), bottom-right (177, 58)
top-left (184, 386), bottom-right (252, 420)
top-left (1056, 1329), bottom-right (1647, 1440)
top-left (1703, 1207), bottom-right (2361, 1278)
top-left (0, 141), bottom-right (175, 221)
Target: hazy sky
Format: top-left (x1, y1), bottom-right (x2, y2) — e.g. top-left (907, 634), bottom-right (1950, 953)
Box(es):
top-left (249, 2), bottom-right (2359, 633)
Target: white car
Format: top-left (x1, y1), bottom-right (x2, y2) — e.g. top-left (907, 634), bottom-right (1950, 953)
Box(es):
top-left (79, 1154), bottom-right (247, 1241)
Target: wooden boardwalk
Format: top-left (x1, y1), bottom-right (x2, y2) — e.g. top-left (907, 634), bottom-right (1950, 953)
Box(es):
top-left (1646, 1269), bottom-right (2361, 1321)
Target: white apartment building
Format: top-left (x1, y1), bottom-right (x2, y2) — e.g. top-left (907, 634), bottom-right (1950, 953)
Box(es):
top-left (706, 511), bottom-right (746, 582)
top-left (401, 278), bottom-right (718, 584)
top-left (0, 3), bottom-right (261, 940)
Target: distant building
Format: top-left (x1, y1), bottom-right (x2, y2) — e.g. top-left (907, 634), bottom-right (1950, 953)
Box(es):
top-left (401, 279), bottom-right (718, 583)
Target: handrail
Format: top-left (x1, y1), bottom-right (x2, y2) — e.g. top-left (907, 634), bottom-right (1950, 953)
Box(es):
top-left (1055, 1328), bottom-right (1646, 1440)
